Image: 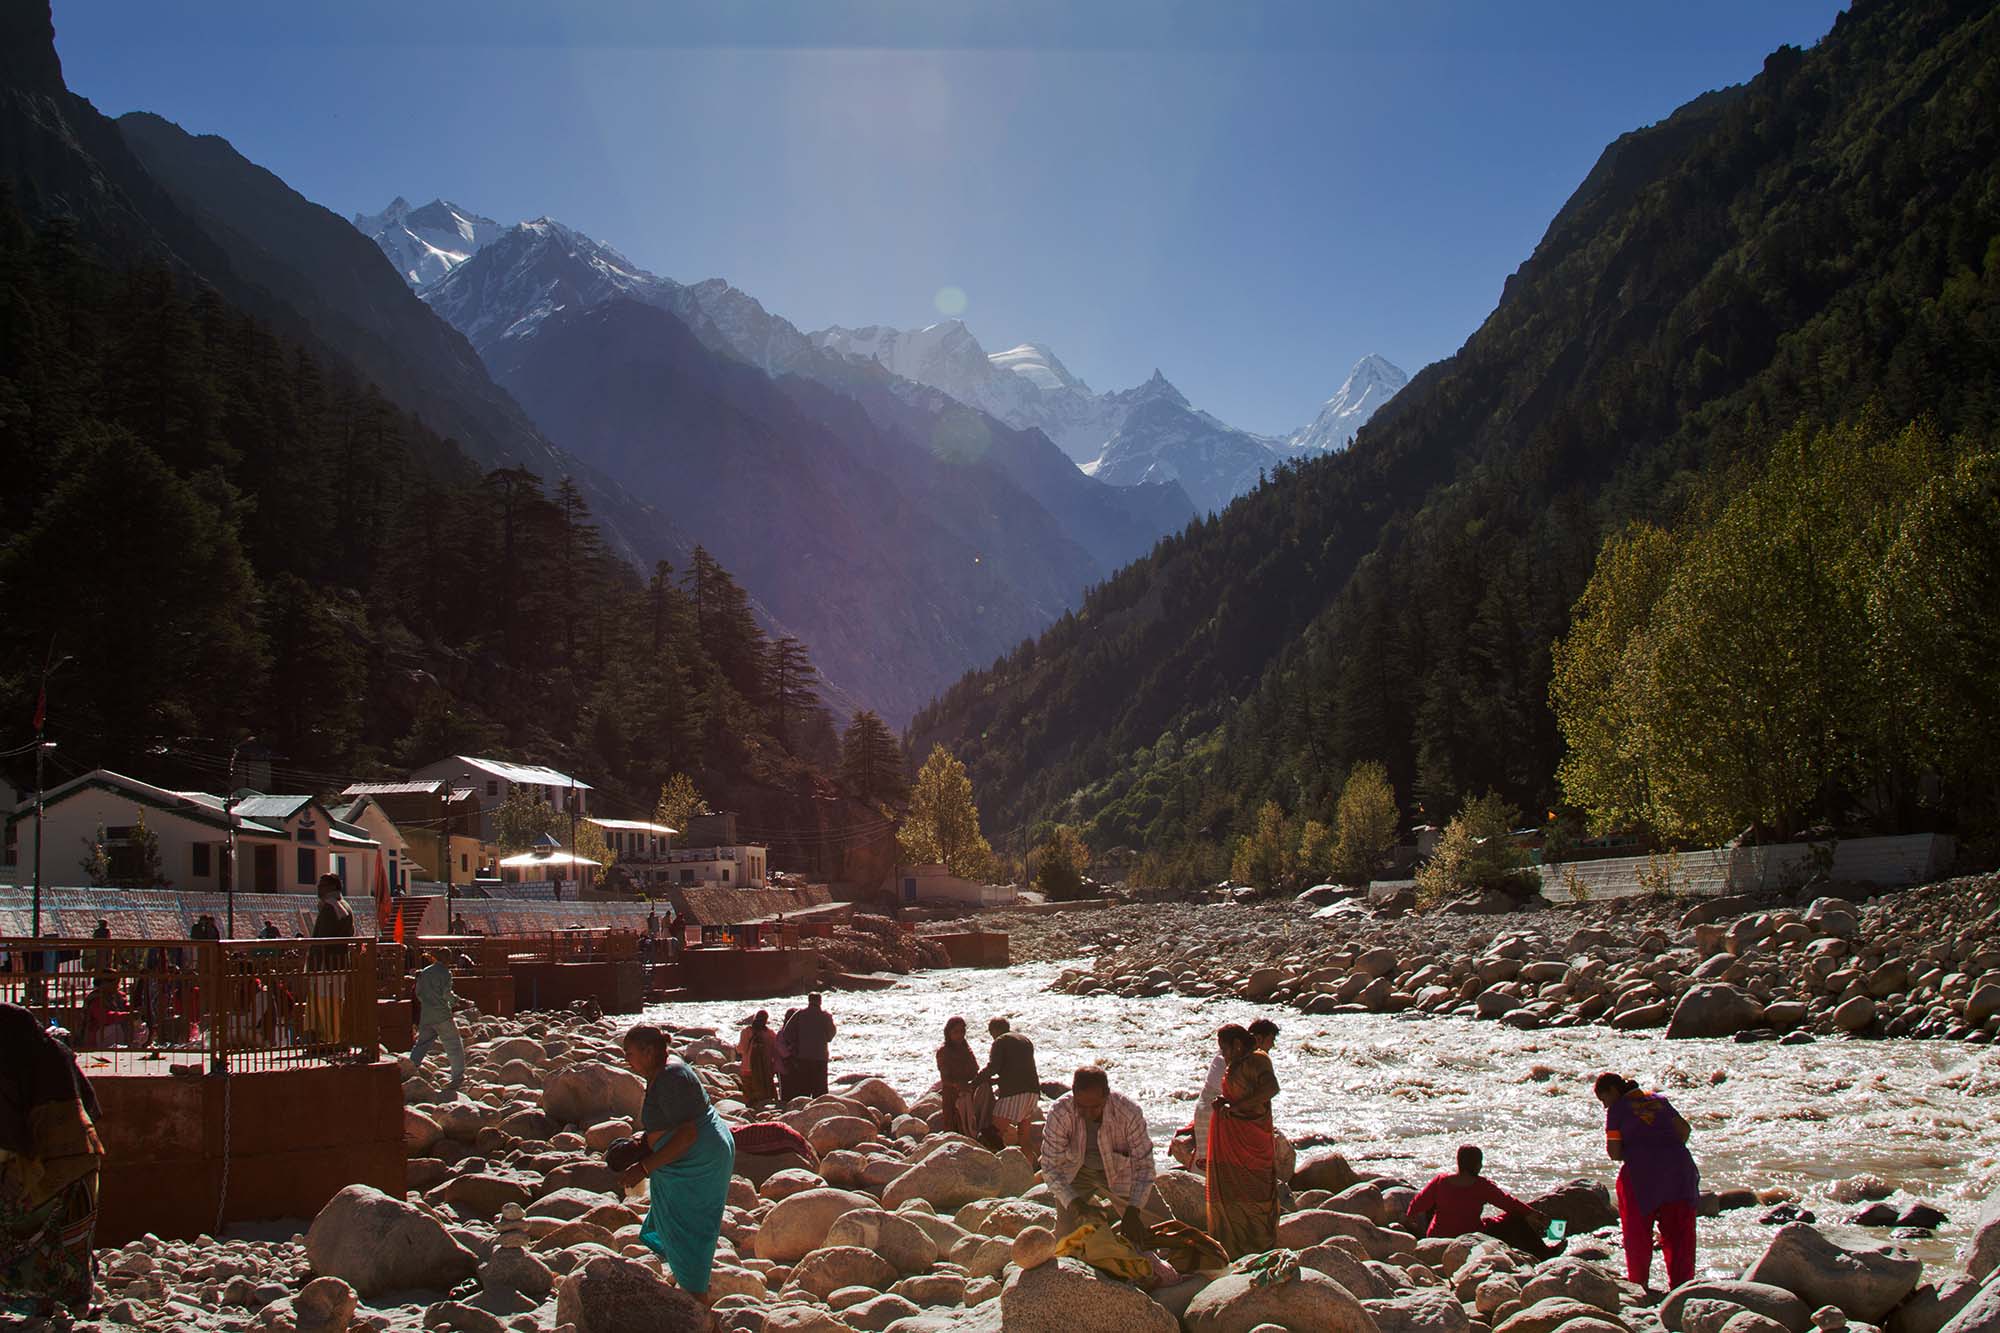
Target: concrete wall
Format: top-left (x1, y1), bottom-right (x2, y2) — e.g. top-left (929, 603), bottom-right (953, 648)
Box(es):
top-left (509, 959), bottom-right (645, 1013)
top-left (1538, 833), bottom-right (1957, 901)
top-left (93, 1060), bottom-right (405, 1243)
top-left (0, 886), bottom-right (379, 938)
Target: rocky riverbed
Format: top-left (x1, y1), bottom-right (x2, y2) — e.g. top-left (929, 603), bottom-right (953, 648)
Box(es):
top-left (62, 953), bottom-right (2000, 1333)
top-left (1035, 876), bottom-right (2000, 1043)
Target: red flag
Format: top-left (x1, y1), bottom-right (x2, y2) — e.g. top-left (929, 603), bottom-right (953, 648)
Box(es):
top-left (32, 687), bottom-right (45, 732)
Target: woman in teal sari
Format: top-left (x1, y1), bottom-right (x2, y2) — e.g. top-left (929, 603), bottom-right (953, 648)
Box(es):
top-left (618, 1023), bottom-right (736, 1302)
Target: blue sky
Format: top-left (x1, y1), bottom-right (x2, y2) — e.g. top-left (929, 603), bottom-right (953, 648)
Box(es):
top-left (53, 1), bottom-right (1845, 435)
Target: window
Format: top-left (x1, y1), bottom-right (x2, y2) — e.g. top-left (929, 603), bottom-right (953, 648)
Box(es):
top-left (297, 848), bottom-right (315, 884)
top-left (722, 867), bottom-right (731, 883)
top-left (680, 869), bottom-right (694, 884)
top-left (193, 844), bottom-right (211, 876)
top-left (460, 853), bottom-right (469, 873)
top-left (487, 780), bottom-right (499, 797)
top-left (296, 816), bottom-right (318, 844)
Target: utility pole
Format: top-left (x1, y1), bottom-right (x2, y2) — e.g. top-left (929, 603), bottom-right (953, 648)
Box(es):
top-left (567, 771), bottom-right (578, 898)
top-left (224, 737), bottom-right (252, 938)
top-left (30, 648), bottom-right (71, 940)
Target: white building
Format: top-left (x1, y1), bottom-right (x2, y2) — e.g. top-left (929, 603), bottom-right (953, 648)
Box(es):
top-left (330, 794), bottom-right (423, 895)
top-left (894, 863), bottom-right (1018, 907)
top-left (660, 845), bottom-right (768, 889)
top-left (1, 770), bottom-right (376, 894)
top-left (411, 755), bottom-right (592, 843)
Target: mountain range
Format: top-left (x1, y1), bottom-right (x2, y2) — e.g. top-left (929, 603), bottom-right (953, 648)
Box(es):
top-left (906, 0), bottom-right (2000, 849)
top-left (350, 203), bottom-right (1407, 516)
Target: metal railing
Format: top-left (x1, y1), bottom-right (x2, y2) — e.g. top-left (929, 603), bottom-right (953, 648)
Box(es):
top-left (0, 937), bottom-right (379, 1075)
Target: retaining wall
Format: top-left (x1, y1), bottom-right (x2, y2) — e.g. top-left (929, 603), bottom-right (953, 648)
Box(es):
top-left (92, 1060), bottom-right (405, 1244)
top-left (1537, 833), bottom-right (1956, 901)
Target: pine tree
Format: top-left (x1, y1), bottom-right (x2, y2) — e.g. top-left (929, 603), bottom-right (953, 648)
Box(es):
top-left (839, 711), bottom-right (907, 807)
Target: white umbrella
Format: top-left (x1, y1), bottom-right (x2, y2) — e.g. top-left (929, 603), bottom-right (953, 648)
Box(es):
top-left (497, 850), bottom-right (603, 868)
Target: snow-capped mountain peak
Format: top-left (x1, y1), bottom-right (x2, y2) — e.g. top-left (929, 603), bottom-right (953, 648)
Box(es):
top-left (353, 197), bottom-right (504, 288)
top-left (1289, 353), bottom-right (1409, 454)
top-left (990, 341), bottom-right (1090, 395)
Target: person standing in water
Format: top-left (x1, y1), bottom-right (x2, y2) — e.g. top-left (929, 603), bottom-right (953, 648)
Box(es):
top-left (780, 994), bottom-right (835, 1097)
top-left (619, 1023), bottom-right (735, 1305)
top-left (1595, 1072), bottom-right (1699, 1290)
top-left (736, 1010), bottom-right (781, 1105)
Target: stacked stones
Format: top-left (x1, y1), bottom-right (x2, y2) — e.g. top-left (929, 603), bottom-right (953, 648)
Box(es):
top-left (1051, 876), bottom-right (2000, 1042)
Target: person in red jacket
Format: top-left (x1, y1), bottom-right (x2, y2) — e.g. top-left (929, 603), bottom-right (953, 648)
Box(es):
top-left (1407, 1145), bottom-right (1563, 1256)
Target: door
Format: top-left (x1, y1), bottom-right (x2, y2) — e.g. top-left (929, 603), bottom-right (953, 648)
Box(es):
top-left (903, 877), bottom-right (918, 903)
top-left (254, 844), bottom-right (277, 894)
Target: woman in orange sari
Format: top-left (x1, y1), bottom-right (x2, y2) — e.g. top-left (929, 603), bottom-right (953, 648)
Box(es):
top-left (736, 1011), bottom-right (781, 1105)
top-left (1205, 1023), bottom-right (1280, 1259)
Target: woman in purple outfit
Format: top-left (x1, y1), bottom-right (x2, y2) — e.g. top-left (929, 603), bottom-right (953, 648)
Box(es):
top-left (1595, 1072), bottom-right (1700, 1290)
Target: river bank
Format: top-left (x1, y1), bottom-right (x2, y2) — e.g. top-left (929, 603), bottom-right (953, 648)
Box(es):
top-left (1010, 875), bottom-right (2000, 1043)
top-left (72, 956), bottom-right (2000, 1333)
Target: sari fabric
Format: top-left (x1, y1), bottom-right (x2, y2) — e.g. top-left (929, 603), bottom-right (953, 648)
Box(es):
top-left (1, 1005), bottom-right (104, 1315)
top-left (737, 1026), bottom-right (779, 1104)
top-left (1205, 1051), bottom-right (1279, 1260)
top-left (637, 1058), bottom-right (735, 1296)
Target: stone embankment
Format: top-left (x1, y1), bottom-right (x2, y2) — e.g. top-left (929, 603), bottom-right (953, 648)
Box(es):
top-left (1045, 876), bottom-right (2000, 1043)
top-left (80, 983), bottom-right (2000, 1333)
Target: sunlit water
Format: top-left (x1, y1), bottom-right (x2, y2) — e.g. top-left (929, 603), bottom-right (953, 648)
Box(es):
top-left (647, 961), bottom-right (2000, 1279)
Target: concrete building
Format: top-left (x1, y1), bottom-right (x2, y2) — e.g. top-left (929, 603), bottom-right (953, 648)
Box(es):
top-left (329, 795), bottom-right (424, 895)
top-left (586, 817), bottom-right (676, 890)
top-left (659, 845), bottom-right (768, 889)
top-left (411, 755), bottom-right (592, 843)
top-left (1, 770), bottom-right (376, 894)
top-left (893, 863), bottom-right (1017, 907)
top-left (339, 781), bottom-right (485, 888)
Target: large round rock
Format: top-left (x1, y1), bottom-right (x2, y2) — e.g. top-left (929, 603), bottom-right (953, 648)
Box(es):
top-left (543, 1063), bottom-right (646, 1124)
top-left (1743, 1224), bottom-right (1922, 1323)
top-left (1183, 1269), bottom-right (1382, 1333)
top-left (825, 1207), bottom-right (941, 1273)
top-left (1661, 1280), bottom-right (1812, 1333)
top-left (999, 1256), bottom-right (1178, 1332)
top-left (554, 1254), bottom-right (710, 1333)
top-left (305, 1184), bottom-right (477, 1297)
top-left (755, 1188), bottom-right (877, 1262)
top-left (1667, 984), bottom-right (1767, 1039)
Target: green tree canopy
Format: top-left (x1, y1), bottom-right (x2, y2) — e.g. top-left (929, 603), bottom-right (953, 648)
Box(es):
top-left (897, 745), bottom-right (993, 879)
top-left (1331, 760), bottom-right (1401, 883)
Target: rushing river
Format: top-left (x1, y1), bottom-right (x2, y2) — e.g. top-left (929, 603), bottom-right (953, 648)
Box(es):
top-left (647, 960), bottom-right (2000, 1278)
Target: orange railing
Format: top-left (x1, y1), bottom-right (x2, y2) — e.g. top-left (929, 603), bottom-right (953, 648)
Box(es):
top-left (0, 937), bottom-right (379, 1075)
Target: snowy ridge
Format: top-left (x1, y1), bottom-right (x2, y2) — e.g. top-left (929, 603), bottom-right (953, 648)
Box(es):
top-left (1288, 353), bottom-right (1409, 455)
top-left (352, 197), bottom-right (504, 288)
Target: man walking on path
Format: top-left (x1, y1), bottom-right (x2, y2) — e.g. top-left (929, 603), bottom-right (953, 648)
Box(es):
top-left (409, 950), bottom-right (465, 1091)
top-left (780, 993), bottom-right (835, 1098)
top-left (1041, 1065), bottom-right (1158, 1246)
top-left (978, 1017), bottom-right (1041, 1149)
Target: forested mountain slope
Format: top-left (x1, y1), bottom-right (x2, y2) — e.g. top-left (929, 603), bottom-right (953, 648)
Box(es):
top-left (908, 0), bottom-right (2000, 851)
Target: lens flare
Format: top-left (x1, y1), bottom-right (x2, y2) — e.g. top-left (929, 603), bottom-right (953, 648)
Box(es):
top-left (934, 285), bottom-right (968, 317)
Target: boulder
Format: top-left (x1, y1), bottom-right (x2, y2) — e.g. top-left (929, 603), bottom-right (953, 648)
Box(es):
top-left (1832, 997), bottom-right (1878, 1034)
top-left (1011, 1225), bottom-right (1058, 1270)
top-left (480, 1246), bottom-right (555, 1298)
top-left (882, 1142), bottom-right (1013, 1212)
top-left (1520, 1257), bottom-right (1623, 1313)
top-left (998, 1257), bottom-right (1178, 1333)
top-left (542, 1064), bottom-right (646, 1124)
top-left (756, 1188), bottom-right (877, 1262)
top-left (1967, 1191), bottom-right (2000, 1282)
top-left (1494, 1298), bottom-right (1630, 1333)
top-left (1720, 1314), bottom-right (1795, 1333)
top-left (553, 1254), bottom-right (709, 1333)
top-left (787, 1245), bottom-right (899, 1300)
top-left (1183, 1268), bottom-right (1382, 1333)
top-left (292, 1276), bottom-right (358, 1333)
top-left (1299, 1242), bottom-right (1396, 1298)
top-left (1531, 1180), bottom-right (1621, 1234)
top-left (429, 1172), bottom-right (536, 1219)
top-left (405, 1108), bottom-right (444, 1154)
top-left (1276, 1209), bottom-right (1407, 1260)
top-left (825, 1208), bottom-right (941, 1274)
top-left (1889, 1280), bottom-right (1984, 1333)
top-left (1149, 1169), bottom-right (1210, 1225)
top-left (1744, 1225), bottom-right (1922, 1322)
top-left (1297, 1152), bottom-right (1362, 1194)
top-left (1668, 984), bottom-right (1768, 1039)
top-left (1661, 1280), bottom-right (1813, 1333)
top-left (844, 1078), bottom-right (911, 1117)
top-left (305, 1184), bottom-right (478, 1297)
top-left (849, 1294), bottom-right (925, 1331)
top-left (1365, 1289), bottom-right (1472, 1333)
top-left (809, 1115), bottom-right (880, 1155)
top-left (1937, 1278), bottom-right (2000, 1333)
